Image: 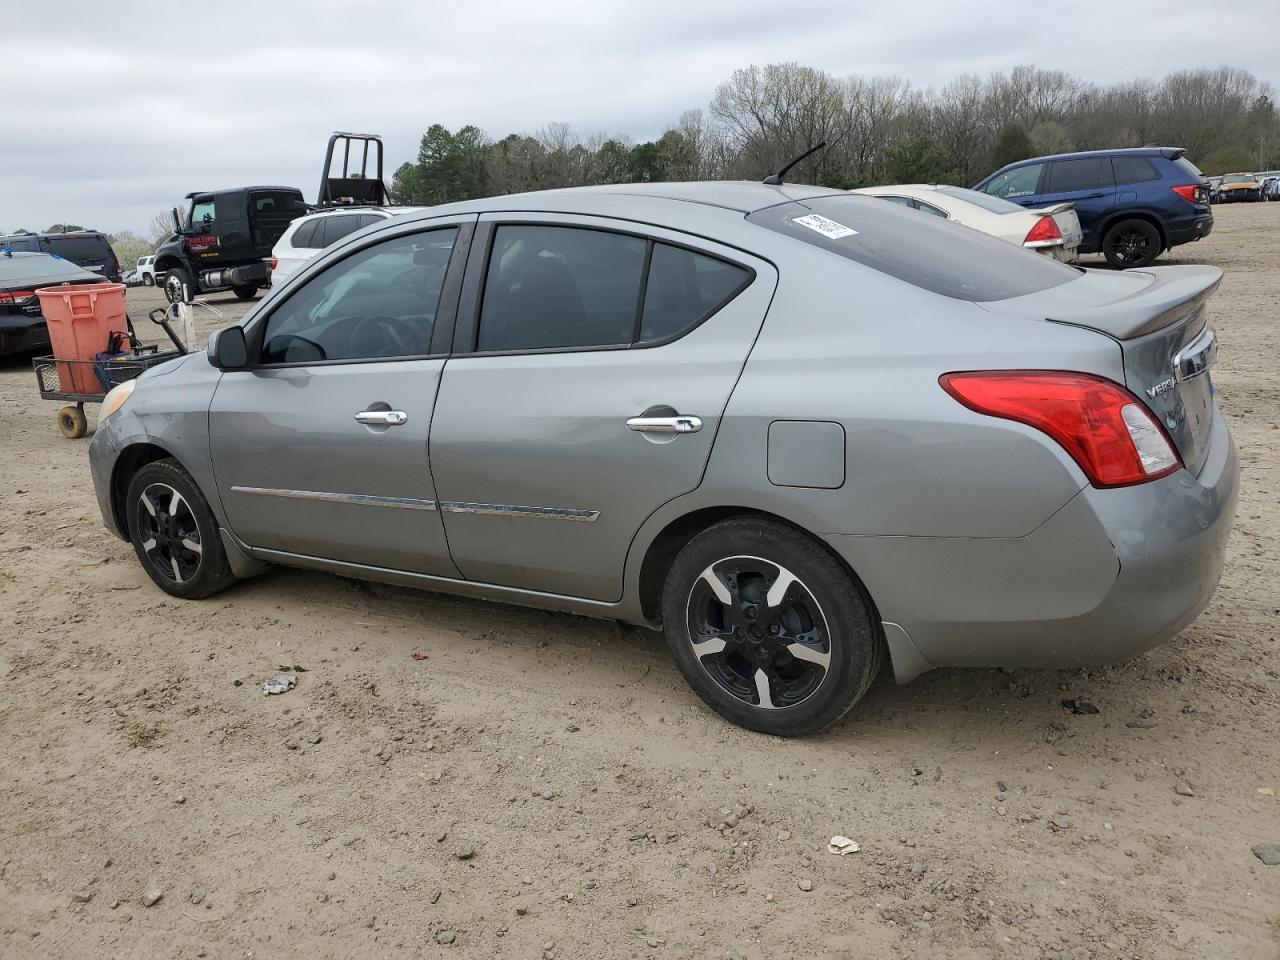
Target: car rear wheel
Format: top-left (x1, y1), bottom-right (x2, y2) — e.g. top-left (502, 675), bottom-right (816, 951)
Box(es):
top-left (142, 274), bottom-right (154, 286)
top-left (662, 517), bottom-right (883, 736)
top-left (1102, 219), bottom-right (1161, 269)
top-left (232, 284), bottom-right (258, 301)
top-left (125, 459), bottom-right (236, 600)
top-left (163, 267), bottom-right (193, 304)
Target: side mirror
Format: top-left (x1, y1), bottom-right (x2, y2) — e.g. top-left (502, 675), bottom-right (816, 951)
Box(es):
top-left (207, 326), bottom-right (248, 370)
top-left (171, 207), bottom-right (183, 235)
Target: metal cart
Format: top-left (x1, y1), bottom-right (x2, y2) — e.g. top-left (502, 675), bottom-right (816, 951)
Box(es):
top-left (32, 307), bottom-right (188, 439)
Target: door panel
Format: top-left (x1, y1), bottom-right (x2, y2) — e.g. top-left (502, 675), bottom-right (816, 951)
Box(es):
top-left (429, 215), bottom-right (777, 601)
top-left (210, 361), bottom-right (456, 575)
top-left (1036, 158), bottom-right (1116, 246)
top-left (208, 217), bottom-right (474, 576)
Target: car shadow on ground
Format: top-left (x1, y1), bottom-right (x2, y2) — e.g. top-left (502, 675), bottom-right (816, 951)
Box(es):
top-left (236, 562), bottom-right (1106, 744)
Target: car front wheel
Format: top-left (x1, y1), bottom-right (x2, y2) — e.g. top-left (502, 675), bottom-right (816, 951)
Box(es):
top-left (662, 517), bottom-right (883, 736)
top-left (125, 459), bottom-right (236, 599)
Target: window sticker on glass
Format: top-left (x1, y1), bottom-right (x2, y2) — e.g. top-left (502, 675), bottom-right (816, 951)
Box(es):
top-left (792, 214), bottom-right (858, 240)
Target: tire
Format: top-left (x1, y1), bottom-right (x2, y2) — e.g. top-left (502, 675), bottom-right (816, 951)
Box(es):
top-left (143, 274), bottom-right (154, 286)
top-left (163, 266), bottom-right (193, 304)
top-left (661, 517), bottom-right (883, 736)
top-left (125, 459), bottom-right (236, 600)
top-left (57, 404), bottom-right (87, 439)
top-left (231, 284), bottom-right (258, 301)
top-left (1102, 218), bottom-right (1161, 269)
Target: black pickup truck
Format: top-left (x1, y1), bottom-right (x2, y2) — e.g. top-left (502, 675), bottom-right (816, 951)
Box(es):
top-left (154, 186), bottom-right (306, 302)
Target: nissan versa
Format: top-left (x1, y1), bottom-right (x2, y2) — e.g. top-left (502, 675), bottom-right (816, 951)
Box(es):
top-left (87, 182), bottom-right (1238, 736)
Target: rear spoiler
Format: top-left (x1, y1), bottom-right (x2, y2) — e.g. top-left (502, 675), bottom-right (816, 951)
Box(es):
top-left (1049, 265), bottom-right (1221, 340)
top-left (1030, 201), bottom-right (1075, 215)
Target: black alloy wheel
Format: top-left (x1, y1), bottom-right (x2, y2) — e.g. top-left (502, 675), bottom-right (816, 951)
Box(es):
top-left (1102, 219), bottom-right (1160, 269)
top-left (662, 516), bottom-right (883, 735)
top-left (686, 556), bottom-right (832, 711)
top-left (124, 459), bottom-right (237, 599)
top-left (134, 482), bottom-right (203, 585)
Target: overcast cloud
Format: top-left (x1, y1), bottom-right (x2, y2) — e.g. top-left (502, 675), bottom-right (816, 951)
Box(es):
top-left (4, 0), bottom-right (1276, 236)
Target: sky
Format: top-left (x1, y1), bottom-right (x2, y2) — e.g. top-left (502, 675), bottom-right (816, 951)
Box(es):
top-left (4, 0), bottom-right (1276, 237)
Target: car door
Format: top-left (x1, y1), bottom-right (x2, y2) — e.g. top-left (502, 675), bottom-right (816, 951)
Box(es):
top-left (209, 216), bottom-right (475, 575)
top-left (1035, 157), bottom-right (1116, 248)
top-left (429, 214), bottom-right (777, 601)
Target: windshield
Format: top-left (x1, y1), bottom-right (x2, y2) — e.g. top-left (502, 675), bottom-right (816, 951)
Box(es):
top-left (934, 186), bottom-right (1026, 214)
top-left (747, 195), bottom-right (1078, 302)
top-left (1222, 175), bottom-right (1256, 184)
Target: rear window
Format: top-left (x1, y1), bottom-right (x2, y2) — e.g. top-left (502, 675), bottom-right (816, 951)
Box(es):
top-left (1113, 157), bottom-right (1161, 185)
top-left (1173, 156), bottom-right (1204, 178)
top-left (747, 195), bottom-right (1078, 302)
top-left (40, 235), bottom-right (114, 263)
top-left (0, 253), bottom-right (96, 285)
top-left (934, 186), bottom-right (1025, 214)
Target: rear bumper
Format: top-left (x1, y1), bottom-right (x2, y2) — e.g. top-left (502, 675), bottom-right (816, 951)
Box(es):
top-left (826, 408), bottom-right (1238, 676)
top-left (0, 315), bottom-right (50, 356)
top-left (1167, 213), bottom-right (1214, 247)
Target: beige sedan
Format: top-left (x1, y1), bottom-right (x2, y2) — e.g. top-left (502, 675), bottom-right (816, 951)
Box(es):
top-left (852, 184), bottom-right (1083, 261)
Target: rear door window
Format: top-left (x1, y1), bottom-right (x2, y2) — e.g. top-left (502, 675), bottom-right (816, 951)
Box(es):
top-left (982, 163), bottom-right (1045, 199)
top-left (478, 226), bottom-right (646, 351)
top-left (291, 221), bottom-right (321, 249)
top-left (1047, 157), bottom-right (1113, 193)
top-left (747, 195), bottom-right (1078, 301)
top-left (319, 215), bottom-right (362, 247)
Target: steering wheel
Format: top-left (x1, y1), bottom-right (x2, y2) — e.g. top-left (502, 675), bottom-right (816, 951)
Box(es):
top-left (350, 314), bottom-right (422, 357)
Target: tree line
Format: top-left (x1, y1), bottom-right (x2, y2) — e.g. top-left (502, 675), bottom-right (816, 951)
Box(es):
top-left (392, 64), bottom-right (1279, 205)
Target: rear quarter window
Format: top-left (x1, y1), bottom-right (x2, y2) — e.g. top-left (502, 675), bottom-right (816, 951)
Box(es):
top-left (1113, 157), bottom-right (1161, 185)
top-left (747, 195), bottom-right (1078, 302)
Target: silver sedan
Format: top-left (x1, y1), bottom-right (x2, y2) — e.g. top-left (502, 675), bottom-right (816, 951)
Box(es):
top-left (88, 182), bottom-right (1238, 735)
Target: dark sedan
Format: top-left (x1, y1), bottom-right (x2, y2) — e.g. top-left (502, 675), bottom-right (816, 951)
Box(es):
top-left (0, 251), bottom-right (104, 355)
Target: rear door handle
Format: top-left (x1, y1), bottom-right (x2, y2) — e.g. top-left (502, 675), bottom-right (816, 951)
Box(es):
top-left (626, 415), bottom-right (702, 434)
top-left (354, 410), bottom-right (408, 426)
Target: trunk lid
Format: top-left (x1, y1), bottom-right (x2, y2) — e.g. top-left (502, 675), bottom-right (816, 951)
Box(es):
top-left (981, 265), bottom-right (1222, 475)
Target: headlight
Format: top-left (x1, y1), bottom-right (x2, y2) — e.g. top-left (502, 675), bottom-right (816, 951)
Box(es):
top-left (99, 380), bottom-right (136, 421)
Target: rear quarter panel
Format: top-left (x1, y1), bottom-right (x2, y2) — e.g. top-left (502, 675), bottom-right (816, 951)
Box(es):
top-left (695, 253), bottom-right (1127, 539)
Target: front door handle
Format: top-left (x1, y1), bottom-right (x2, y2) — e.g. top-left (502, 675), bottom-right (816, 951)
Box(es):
top-left (354, 410), bottom-right (408, 426)
top-left (626, 415), bottom-right (702, 434)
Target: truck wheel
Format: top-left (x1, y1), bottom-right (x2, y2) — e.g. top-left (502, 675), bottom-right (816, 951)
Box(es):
top-left (164, 266), bottom-right (193, 304)
top-left (232, 284), bottom-right (259, 301)
top-left (143, 274), bottom-right (154, 286)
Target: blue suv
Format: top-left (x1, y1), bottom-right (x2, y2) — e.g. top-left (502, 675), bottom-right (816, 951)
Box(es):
top-left (973, 147), bottom-right (1212, 269)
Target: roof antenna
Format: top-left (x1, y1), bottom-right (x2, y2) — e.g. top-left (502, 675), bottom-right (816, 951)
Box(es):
top-left (763, 142), bottom-right (827, 186)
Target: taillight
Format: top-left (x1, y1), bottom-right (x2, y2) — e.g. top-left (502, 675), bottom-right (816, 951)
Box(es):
top-left (0, 289), bottom-right (35, 303)
top-left (1171, 184), bottom-right (1199, 204)
top-left (269, 257), bottom-right (278, 271)
top-left (1023, 216), bottom-right (1062, 247)
top-left (940, 371), bottom-right (1181, 487)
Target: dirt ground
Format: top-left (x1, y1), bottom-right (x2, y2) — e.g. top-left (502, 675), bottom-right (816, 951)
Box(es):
top-left (1, 204), bottom-right (1278, 960)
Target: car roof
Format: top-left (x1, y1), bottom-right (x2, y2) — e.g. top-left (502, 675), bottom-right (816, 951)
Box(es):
top-left (995, 147), bottom-right (1185, 169)
top-left (185, 186), bottom-right (304, 199)
top-left (0, 230), bottom-right (108, 241)
top-left (399, 181), bottom-right (849, 224)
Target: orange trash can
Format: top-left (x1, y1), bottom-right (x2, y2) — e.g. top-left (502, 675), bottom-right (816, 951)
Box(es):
top-left (35, 282), bottom-right (127, 394)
